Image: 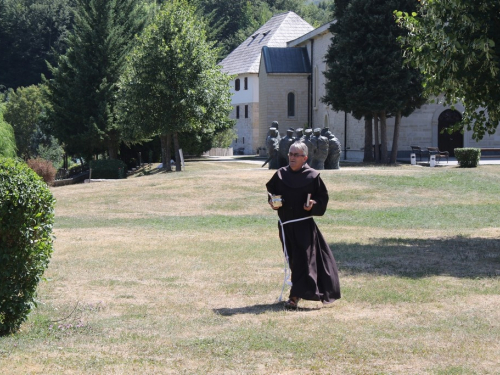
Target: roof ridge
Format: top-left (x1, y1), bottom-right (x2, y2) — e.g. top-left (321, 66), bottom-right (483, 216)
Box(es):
top-left (219, 12), bottom-right (314, 75)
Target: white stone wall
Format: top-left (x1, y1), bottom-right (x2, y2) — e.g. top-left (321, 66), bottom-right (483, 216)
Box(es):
top-left (230, 73), bottom-right (260, 154)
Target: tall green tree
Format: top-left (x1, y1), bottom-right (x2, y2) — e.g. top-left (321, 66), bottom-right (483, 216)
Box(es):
top-left (3, 85), bottom-right (47, 160)
top-left (119, 0), bottom-right (234, 171)
top-left (397, 1), bottom-right (500, 140)
top-left (322, 0), bottom-right (425, 163)
top-left (0, 0), bottom-right (74, 90)
top-left (45, 0), bottom-right (148, 161)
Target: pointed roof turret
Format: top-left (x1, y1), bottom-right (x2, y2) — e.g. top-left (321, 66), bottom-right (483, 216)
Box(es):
top-left (219, 12), bottom-right (313, 75)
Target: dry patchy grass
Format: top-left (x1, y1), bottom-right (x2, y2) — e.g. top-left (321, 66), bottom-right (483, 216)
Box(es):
top-left (1, 160), bottom-right (499, 374)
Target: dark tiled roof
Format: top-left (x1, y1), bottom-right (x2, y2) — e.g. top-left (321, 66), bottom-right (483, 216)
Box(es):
top-left (262, 46), bottom-right (311, 73)
top-left (218, 12), bottom-right (313, 75)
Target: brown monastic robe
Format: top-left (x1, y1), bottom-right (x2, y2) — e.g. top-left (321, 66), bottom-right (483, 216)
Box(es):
top-left (266, 163), bottom-right (341, 303)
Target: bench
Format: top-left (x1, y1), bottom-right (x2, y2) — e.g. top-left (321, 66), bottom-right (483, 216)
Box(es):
top-left (427, 147), bottom-right (449, 163)
top-left (410, 145), bottom-right (426, 161)
top-left (480, 148), bottom-right (500, 158)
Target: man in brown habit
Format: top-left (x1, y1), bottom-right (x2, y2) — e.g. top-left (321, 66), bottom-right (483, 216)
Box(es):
top-left (266, 141), bottom-right (341, 309)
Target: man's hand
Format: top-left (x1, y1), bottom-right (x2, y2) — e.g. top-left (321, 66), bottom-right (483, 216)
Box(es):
top-left (269, 202), bottom-right (279, 210)
top-left (304, 199), bottom-right (316, 211)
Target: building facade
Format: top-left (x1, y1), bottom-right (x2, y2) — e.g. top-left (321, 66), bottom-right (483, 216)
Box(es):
top-left (221, 13), bottom-right (500, 160)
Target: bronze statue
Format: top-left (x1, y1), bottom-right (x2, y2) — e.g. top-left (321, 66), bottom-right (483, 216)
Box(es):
top-left (278, 128), bottom-right (295, 168)
top-left (311, 128), bottom-right (329, 170)
top-left (302, 129), bottom-right (316, 162)
top-left (322, 127), bottom-right (342, 169)
top-left (295, 127), bottom-right (304, 141)
top-left (263, 127), bottom-right (281, 169)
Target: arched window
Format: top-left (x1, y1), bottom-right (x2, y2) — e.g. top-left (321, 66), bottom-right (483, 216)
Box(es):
top-left (236, 106), bottom-right (240, 119)
top-left (244, 77), bottom-right (248, 90)
top-left (245, 105), bottom-right (249, 118)
top-left (287, 92), bottom-right (295, 117)
top-left (235, 78), bottom-right (240, 91)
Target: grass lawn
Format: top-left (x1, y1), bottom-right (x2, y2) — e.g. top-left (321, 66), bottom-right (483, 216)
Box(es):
top-left (1, 160), bottom-right (500, 374)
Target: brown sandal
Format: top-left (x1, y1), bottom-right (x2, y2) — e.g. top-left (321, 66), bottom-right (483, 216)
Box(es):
top-left (284, 297), bottom-right (300, 310)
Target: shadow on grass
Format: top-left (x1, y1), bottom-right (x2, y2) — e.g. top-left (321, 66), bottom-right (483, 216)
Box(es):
top-left (333, 235), bottom-right (500, 278)
top-left (214, 302), bottom-right (321, 316)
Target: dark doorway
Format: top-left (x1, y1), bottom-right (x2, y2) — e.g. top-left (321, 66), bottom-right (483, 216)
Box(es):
top-left (438, 109), bottom-right (463, 156)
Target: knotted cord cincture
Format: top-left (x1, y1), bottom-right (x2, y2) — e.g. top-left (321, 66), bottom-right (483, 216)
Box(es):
top-left (277, 216), bottom-right (313, 302)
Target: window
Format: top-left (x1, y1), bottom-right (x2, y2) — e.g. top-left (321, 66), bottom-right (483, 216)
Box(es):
top-left (244, 77), bottom-right (248, 90)
top-left (287, 92), bottom-right (295, 117)
top-left (245, 105), bottom-right (249, 118)
top-left (243, 137), bottom-right (245, 144)
top-left (235, 78), bottom-right (240, 91)
top-left (236, 106), bottom-right (240, 119)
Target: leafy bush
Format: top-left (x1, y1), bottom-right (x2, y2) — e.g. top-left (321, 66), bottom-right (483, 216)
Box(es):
top-left (454, 148), bottom-right (481, 168)
top-left (0, 158), bottom-right (55, 335)
top-left (89, 159), bottom-right (127, 179)
top-left (27, 158), bottom-right (57, 185)
top-left (0, 104), bottom-right (17, 158)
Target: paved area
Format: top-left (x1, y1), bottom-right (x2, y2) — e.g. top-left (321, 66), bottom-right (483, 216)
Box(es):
top-left (206, 155), bottom-right (500, 166)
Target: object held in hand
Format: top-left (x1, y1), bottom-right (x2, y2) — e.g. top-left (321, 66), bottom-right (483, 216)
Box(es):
top-left (271, 194), bottom-right (283, 208)
top-left (306, 194), bottom-right (311, 207)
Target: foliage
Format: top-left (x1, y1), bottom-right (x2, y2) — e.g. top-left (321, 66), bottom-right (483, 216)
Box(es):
top-left (0, 0), bottom-right (74, 90)
top-left (0, 158), bottom-right (55, 335)
top-left (396, 1), bottom-right (500, 140)
top-left (322, 0), bottom-right (425, 163)
top-left (26, 158), bottom-right (57, 185)
top-left (36, 136), bottom-right (65, 170)
top-left (45, 0), bottom-right (149, 160)
top-left (3, 85), bottom-right (49, 160)
top-left (211, 126), bottom-right (237, 149)
top-left (119, 0), bottom-right (234, 168)
top-left (0, 103), bottom-right (17, 158)
top-left (89, 159), bottom-right (127, 179)
top-left (454, 148), bottom-right (481, 168)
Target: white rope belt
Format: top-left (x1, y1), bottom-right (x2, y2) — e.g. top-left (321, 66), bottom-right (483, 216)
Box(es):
top-left (277, 216), bottom-right (313, 302)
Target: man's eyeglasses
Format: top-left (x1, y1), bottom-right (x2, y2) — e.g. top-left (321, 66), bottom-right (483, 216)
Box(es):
top-left (288, 152), bottom-right (305, 158)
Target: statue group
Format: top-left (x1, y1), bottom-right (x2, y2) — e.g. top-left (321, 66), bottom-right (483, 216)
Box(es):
top-left (264, 121), bottom-right (342, 170)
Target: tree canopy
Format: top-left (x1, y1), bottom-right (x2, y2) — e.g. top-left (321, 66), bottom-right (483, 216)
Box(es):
top-left (323, 0), bottom-right (425, 163)
top-left (3, 85), bottom-right (48, 160)
top-left (119, 0), bottom-right (234, 171)
top-left (397, 0), bottom-right (500, 140)
top-left (0, 0), bottom-right (73, 90)
top-left (45, 0), bottom-right (148, 161)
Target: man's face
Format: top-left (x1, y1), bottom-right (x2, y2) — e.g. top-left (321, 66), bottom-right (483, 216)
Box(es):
top-left (288, 146), bottom-right (307, 171)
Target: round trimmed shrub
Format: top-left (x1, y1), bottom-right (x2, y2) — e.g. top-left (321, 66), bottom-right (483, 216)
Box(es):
top-left (454, 148), bottom-right (480, 168)
top-left (90, 159), bottom-right (127, 179)
top-left (0, 158), bottom-right (55, 335)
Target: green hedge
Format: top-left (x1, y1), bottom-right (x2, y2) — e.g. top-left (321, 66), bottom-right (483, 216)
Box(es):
top-left (454, 148), bottom-right (481, 168)
top-left (89, 159), bottom-right (127, 179)
top-left (0, 158), bottom-right (55, 335)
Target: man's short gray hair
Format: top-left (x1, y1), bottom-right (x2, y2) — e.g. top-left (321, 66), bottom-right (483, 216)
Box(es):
top-left (290, 141), bottom-right (308, 157)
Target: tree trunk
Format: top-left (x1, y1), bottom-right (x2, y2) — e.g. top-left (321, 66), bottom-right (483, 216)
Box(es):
top-left (173, 132), bottom-right (182, 172)
top-left (107, 131), bottom-right (119, 160)
top-left (363, 115), bottom-right (374, 162)
top-left (379, 111), bottom-right (388, 164)
top-left (373, 113), bottom-right (380, 162)
top-left (160, 133), bottom-right (172, 172)
top-left (390, 111), bottom-right (402, 164)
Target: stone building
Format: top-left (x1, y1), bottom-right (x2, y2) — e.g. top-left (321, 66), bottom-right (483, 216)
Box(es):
top-left (219, 12), bottom-right (313, 155)
top-left (220, 12), bottom-right (500, 160)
